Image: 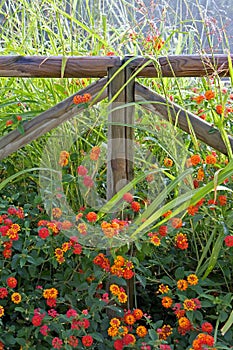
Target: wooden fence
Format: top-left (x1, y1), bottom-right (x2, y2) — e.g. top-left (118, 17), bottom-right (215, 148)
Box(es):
top-left (1, 54), bottom-right (233, 309)
top-left (1, 54), bottom-right (233, 196)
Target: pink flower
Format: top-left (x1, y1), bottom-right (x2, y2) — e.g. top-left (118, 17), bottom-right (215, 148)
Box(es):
top-left (82, 309), bottom-right (89, 315)
top-left (77, 165), bottom-right (88, 176)
top-left (102, 293), bottom-right (109, 303)
top-left (83, 175), bottom-right (94, 188)
top-left (52, 337), bottom-right (63, 349)
top-left (66, 308), bottom-right (78, 318)
top-left (40, 324), bottom-right (49, 336)
top-left (48, 309), bottom-right (58, 318)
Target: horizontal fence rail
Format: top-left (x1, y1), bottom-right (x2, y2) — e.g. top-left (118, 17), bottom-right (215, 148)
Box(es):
top-left (0, 55), bottom-right (232, 78)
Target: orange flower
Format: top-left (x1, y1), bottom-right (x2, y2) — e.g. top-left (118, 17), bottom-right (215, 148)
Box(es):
top-left (187, 205), bottom-right (199, 216)
top-left (162, 210), bottom-right (172, 218)
top-left (175, 233), bottom-right (188, 250)
top-left (90, 146), bottom-right (100, 161)
top-left (118, 325), bottom-right (128, 336)
top-left (124, 313), bottom-right (136, 325)
top-left (204, 90), bottom-right (215, 100)
top-left (86, 212), bottom-right (98, 222)
top-left (108, 326), bottom-right (119, 337)
top-left (177, 279), bottom-right (188, 291)
top-left (218, 195), bottom-right (227, 206)
top-left (61, 220), bottom-right (73, 230)
top-left (171, 217), bottom-right (182, 229)
top-left (43, 288), bottom-right (58, 299)
top-left (190, 154), bottom-right (202, 166)
top-left (131, 201), bottom-right (141, 212)
top-left (161, 296), bottom-right (173, 308)
top-left (73, 93), bottom-right (91, 104)
top-left (178, 316), bottom-right (193, 330)
top-left (58, 150), bottom-right (69, 167)
top-left (164, 157), bottom-right (173, 167)
top-left (215, 104), bottom-right (223, 114)
top-left (11, 292), bottom-right (22, 304)
top-left (193, 95), bottom-right (205, 104)
top-left (136, 325), bottom-right (148, 337)
top-left (187, 274), bottom-right (198, 285)
top-left (205, 154), bottom-right (217, 164)
top-left (114, 256), bottom-right (125, 267)
top-left (0, 306), bottom-right (4, 317)
top-left (197, 167), bottom-right (205, 181)
top-left (183, 299), bottom-right (196, 311)
top-left (52, 207), bottom-right (62, 218)
top-left (158, 324), bottom-right (173, 340)
top-left (133, 308), bottom-right (143, 320)
top-left (158, 284), bottom-right (170, 294)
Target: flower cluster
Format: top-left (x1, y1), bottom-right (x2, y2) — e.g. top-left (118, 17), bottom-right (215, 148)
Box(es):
top-left (54, 236), bottom-right (82, 264)
top-left (108, 308), bottom-right (149, 350)
top-left (93, 254), bottom-right (134, 280)
top-left (73, 93), bottom-right (91, 105)
top-left (58, 150), bottom-right (69, 167)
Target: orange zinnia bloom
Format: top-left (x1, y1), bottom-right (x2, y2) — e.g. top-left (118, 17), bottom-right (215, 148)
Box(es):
top-left (193, 95), bottom-right (205, 104)
top-left (205, 154), bottom-right (217, 164)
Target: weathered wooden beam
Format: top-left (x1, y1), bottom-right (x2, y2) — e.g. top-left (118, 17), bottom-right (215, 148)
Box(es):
top-left (0, 56), bottom-right (121, 78)
top-left (131, 54), bottom-right (233, 77)
top-left (135, 82), bottom-right (233, 155)
top-left (0, 78), bottom-right (107, 160)
top-left (107, 63), bottom-right (135, 200)
top-left (0, 55), bottom-right (231, 78)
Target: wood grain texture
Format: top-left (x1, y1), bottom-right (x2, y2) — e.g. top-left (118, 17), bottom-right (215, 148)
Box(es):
top-left (0, 55), bottom-right (231, 78)
top-left (129, 54), bottom-right (233, 77)
top-left (107, 66), bottom-right (135, 200)
top-left (0, 78), bottom-right (108, 160)
top-left (0, 56), bottom-right (121, 78)
top-left (135, 82), bottom-right (233, 155)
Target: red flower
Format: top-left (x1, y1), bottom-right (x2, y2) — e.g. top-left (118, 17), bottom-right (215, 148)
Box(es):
top-left (38, 227), bottom-right (50, 239)
top-left (46, 298), bottom-right (57, 307)
top-left (7, 277), bottom-right (17, 288)
top-left (131, 201), bottom-right (140, 212)
top-left (81, 335), bottom-right (93, 347)
top-left (158, 225), bottom-right (168, 236)
top-left (52, 337), bottom-right (63, 349)
top-left (217, 195), bottom-right (227, 206)
top-left (224, 235), bottom-right (233, 247)
top-left (114, 339), bottom-right (124, 350)
top-left (66, 308), bottom-right (78, 318)
top-left (216, 104), bottom-right (223, 114)
top-left (123, 192), bottom-right (133, 203)
top-left (0, 288), bottom-right (8, 299)
top-left (201, 322), bottom-right (213, 334)
top-left (32, 314), bottom-right (43, 327)
top-left (40, 324), bottom-right (49, 336)
top-left (73, 243), bottom-right (82, 254)
top-left (86, 212), bottom-right (97, 222)
top-left (68, 335), bottom-right (79, 348)
top-left (123, 269), bottom-right (134, 279)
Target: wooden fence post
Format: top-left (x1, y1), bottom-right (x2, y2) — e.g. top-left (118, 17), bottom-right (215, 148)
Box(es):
top-left (107, 58), bottom-right (135, 309)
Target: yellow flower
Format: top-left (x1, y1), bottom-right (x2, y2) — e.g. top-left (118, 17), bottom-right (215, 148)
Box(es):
top-left (110, 318), bottom-right (121, 328)
top-left (109, 284), bottom-right (120, 296)
top-left (107, 326), bottom-right (119, 337)
top-left (118, 292), bottom-right (128, 304)
top-left (0, 305), bottom-right (4, 317)
top-left (43, 288), bottom-right (58, 299)
top-left (11, 292), bottom-right (22, 304)
top-left (158, 284), bottom-right (170, 294)
top-left (187, 274), bottom-right (199, 285)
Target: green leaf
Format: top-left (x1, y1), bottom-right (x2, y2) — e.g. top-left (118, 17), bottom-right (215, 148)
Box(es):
top-left (221, 310), bottom-right (233, 336)
top-left (202, 231), bottom-right (224, 279)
